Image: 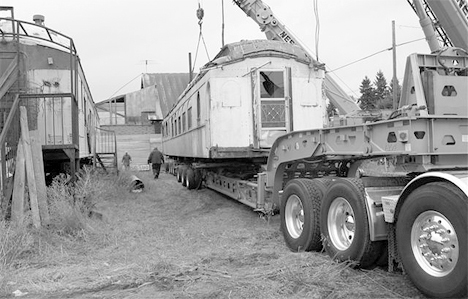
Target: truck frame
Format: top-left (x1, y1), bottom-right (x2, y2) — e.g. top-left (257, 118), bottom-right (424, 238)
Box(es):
top-left (169, 1), bottom-right (468, 297)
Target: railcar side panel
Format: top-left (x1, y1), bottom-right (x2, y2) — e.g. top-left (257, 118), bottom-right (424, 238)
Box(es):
top-left (77, 65), bottom-right (99, 160)
top-left (27, 69), bottom-right (73, 145)
top-left (209, 76), bottom-right (252, 148)
top-left (291, 76), bottom-right (326, 131)
top-left (24, 51), bottom-right (97, 160)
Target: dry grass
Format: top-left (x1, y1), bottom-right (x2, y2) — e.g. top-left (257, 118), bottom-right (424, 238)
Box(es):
top-left (0, 170), bottom-right (427, 299)
top-left (0, 219), bottom-right (33, 269)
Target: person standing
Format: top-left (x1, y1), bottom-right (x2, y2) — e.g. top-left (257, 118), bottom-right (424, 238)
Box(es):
top-left (147, 147), bottom-right (165, 179)
top-left (122, 152), bottom-right (132, 170)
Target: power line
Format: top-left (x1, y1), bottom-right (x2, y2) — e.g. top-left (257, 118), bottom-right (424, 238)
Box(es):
top-left (328, 37), bottom-right (426, 73)
top-left (107, 73), bottom-right (142, 99)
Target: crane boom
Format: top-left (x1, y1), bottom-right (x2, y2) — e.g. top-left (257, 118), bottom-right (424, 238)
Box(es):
top-left (233, 0), bottom-right (361, 115)
top-left (408, 0), bottom-right (468, 51)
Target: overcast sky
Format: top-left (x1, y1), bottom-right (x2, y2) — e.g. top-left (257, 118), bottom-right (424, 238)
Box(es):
top-left (4, 0), bottom-right (429, 103)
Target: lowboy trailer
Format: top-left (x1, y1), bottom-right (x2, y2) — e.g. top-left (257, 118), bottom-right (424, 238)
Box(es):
top-left (170, 48), bottom-right (468, 298)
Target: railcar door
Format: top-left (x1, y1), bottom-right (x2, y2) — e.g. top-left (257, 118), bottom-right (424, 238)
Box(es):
top-left (255, 68), bottom-right (292, 148)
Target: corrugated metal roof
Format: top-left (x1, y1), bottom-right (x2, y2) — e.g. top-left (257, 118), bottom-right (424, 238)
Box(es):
top-left (141, 73), bottom-right (191, 117)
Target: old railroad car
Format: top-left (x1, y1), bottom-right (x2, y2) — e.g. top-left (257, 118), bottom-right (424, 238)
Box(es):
top-left (162, 39), bottom-right (327, 201)
top-left (0, 9), bottom-right (108, 191)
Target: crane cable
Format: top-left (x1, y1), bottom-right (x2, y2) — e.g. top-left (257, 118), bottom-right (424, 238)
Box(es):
top-left (192, 1), bottom-right (211, 74)
top-left (313, 0), bottom-right (320, 62)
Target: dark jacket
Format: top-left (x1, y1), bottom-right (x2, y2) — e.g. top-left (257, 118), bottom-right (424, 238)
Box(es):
top-left (148, 148), bottom-right (164, 164)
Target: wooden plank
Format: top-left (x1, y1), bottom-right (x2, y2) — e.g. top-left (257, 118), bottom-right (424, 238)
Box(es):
top-left (0, 94), bottom-right (20, 147)
top-left (0, 56), bottom-right (18, 100)
top-left (11, 140), bottom-right (26, 224)
top-left (30, 130), bottom-right (50, 226)
top-left (20, 106), bottom-right (41, 228)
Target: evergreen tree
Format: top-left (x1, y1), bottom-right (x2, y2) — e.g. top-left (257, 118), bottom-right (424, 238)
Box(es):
top-left (389, 78), bottom-right (402, 109)
top-left (374, 70), bottom-right (391, 109)
top-left (358, 76), bottom-right (376, 110)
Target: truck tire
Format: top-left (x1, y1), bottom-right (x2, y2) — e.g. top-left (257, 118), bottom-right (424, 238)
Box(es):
top-left (321, 178), bottom-right (384, 269)
top-left (280, 179), bottom-right (323, 252)
top-left (194, 169), bottom-right (203, 189)
top-left (396, 182), bottom-right (467, 298)
top-left (181, 166), bottom-right (188, 187)
top-left (176, 166), bottom-right (183, 182)
top-left (186, 168), bottom-right (198, 190)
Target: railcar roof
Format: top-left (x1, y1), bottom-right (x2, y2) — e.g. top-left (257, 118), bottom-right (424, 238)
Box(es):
top-left (166, 39), bottom-right (314, 116)
top-left (207, 39), bottom-right (312, 66)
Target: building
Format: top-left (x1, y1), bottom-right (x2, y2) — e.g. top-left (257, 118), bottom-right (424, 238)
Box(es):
top-left (95, 73), bottom-right (191, 170)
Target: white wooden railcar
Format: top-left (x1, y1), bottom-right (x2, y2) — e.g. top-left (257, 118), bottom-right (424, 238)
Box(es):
top-left (162, 40), bottom-right (326, 163)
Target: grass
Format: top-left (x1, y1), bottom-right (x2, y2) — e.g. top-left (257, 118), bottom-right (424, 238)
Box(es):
top-left (0, 169), bottom-right (426, 299)
top-left (0, 218), bottom-right (33, 269)
top-left (1, 168), bottom-right (132, 268)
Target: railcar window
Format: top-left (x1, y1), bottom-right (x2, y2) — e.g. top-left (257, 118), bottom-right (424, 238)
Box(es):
top-left (182, 112), bottom-right (186, 132)
top-left (175, 119), bottom-right (178, 136)
top-left (261, 100), bottom-right (286, 128)
top-left (197, 92), bottom-right (201, 123)
top-left (83, 97), bottom-right (87, 126)
top-left (178, 116), bottom-right (181, 134)
top-left (260, 71), bottom-right (284, 98)
top-left (188, 107), bottom-right (192, 129)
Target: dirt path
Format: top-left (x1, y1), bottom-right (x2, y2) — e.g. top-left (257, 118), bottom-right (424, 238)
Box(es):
top-left (3, 171), bottom-right (426, 299)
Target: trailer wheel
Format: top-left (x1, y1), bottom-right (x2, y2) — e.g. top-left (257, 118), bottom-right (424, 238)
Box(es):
top-left (396, 182), bottom-right (467, 298)
top-left (321, 178), bottom-right (383, 269)
top-left (176, 166), bottom-right (183, 182)
top-left (280, 179), bottom-right (324, 252)
top-left (181, 166), bottom-right (188, 187)
top-left (194, 169), bottom-right (203, 189)
top-left (186, 168), bottom-right (198, 190)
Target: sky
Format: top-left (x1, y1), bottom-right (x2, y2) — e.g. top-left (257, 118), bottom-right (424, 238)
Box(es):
top-left (3, 0), bottom-right (430, 103)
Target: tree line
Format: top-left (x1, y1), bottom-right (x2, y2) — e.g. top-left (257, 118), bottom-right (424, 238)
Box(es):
top-left (327, 70), bottom-right (402, 116)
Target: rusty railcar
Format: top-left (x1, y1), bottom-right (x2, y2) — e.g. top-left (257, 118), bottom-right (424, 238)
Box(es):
top-left (0, 8), bottom-right (115, 201)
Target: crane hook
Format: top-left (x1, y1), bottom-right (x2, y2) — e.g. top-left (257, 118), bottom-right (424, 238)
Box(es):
top-left (196, 3), bottom-right (204, 26)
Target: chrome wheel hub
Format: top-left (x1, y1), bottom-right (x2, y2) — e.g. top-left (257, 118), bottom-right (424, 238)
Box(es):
top-left (328, 197), bottom-right (355, 251)
top-left (285, 195), bottom-right (304, 239)
top-left (412, 211), bottom-right (459, 277)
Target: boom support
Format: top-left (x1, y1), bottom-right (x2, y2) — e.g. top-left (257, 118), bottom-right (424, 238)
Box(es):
top-left (233, 0), bottom-right (361, 115)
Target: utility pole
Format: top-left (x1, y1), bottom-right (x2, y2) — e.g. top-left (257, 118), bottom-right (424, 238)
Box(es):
top-left (221, 0), bottom-right (225, 48)
top-left (392, 20), bottom-right (398, 110)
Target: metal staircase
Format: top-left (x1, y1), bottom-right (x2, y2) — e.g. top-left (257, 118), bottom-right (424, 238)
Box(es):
top-left (94, 127), bottom-right (118, 174)
top-left (0, 7), bottom-right (21, 215)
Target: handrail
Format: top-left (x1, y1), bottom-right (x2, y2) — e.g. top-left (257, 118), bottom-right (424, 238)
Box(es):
top-left (93, 127), bottom-right (118, 172)
top-left (0, 17), bottom-right (77, 54)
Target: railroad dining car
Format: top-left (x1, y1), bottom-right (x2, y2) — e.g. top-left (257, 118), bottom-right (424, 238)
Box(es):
top-left (162, 39), bottom-right (327, 201)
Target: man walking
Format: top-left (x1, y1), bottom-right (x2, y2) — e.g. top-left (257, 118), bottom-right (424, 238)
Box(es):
top-left (122, 152), bottom-right (132, 170)
top-left (147, 147), bottom-right (165, 179)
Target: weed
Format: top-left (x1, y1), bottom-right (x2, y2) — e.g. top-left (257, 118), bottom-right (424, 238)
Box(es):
top-left (0, 219), bottom-right (33, 269)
